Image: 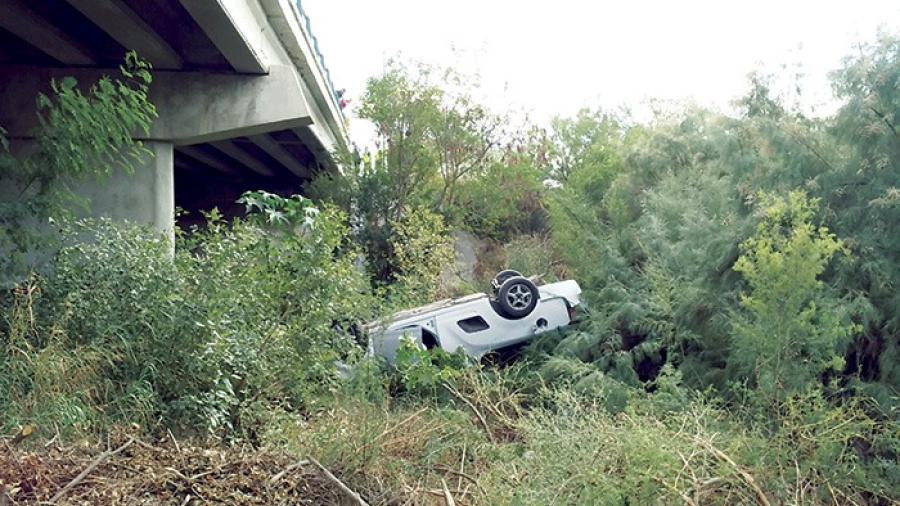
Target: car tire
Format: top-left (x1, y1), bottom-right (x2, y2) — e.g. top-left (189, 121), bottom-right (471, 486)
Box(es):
top-left (491, 269), bottom-right (522, 293)
top-left (496, 276), bottom-right (539, 319)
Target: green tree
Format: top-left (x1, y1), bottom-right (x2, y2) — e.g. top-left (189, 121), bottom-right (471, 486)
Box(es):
top-left (820, 32), bottom-right (900, 407)
top-left (431, 74), bottom-right (503, 214)
top-left (548, 107), bottom-right (623, 185)
top-left (356, 59), bottom-right (443, 220)
top-left (731, 192), bottom-right (856, 402)
top-left (310, 60), bottom-right (516, 282)
top-left (455, 157), bottom-right (546, 241)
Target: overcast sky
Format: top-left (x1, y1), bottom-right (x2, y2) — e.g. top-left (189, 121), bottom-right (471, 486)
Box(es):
top-left (301, 0), bottom-right (900, 146)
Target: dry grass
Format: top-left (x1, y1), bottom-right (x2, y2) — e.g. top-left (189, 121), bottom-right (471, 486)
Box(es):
top-left (2, 386), bottom-right (897, 506)
top-left (0, 429), bottom-right (345, 505)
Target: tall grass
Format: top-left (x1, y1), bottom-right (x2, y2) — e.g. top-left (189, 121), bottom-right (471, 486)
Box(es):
top-left (274, 361), bottom-right (898, 505)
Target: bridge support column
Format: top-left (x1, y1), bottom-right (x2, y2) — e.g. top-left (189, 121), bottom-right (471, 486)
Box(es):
top-left (73, 141), bottom-right (175, 243)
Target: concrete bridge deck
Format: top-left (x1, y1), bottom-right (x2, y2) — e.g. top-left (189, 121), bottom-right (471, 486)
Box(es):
top-left (0, 0), bottom-right (348, 234)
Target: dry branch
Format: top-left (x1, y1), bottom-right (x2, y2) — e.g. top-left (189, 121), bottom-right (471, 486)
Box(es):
top-left (441, 478), bottom-right (457, 506)
top-left (310, 457), bottom-right (370, 506)
top-left (269, 459), bottom-right (311, 484)
top-left (654, 477), bottom-right (699, 506)
top-left (432, 465), bottom-right (486, 497)
top-left (457, 443), bottom-right (467, 491)
top-left (49, 437), bottom-right (135, 504)
top-left (167, 429), bottom-right (181, 454)
top-left (354, 407), bottom-right (428, 456)
top-left (442, 382), bottom-right (496, 444)
top-left (699, 440), bottom-right (770, 506)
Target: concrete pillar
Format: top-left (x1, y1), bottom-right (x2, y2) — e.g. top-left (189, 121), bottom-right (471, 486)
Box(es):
top-left (0, 141), bottom-right (174, 283)
top-left (75, 141), bottom-right (175, 243)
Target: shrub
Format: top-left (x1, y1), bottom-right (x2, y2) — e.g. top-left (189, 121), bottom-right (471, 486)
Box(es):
top-left (455, 159), bottom-right (547, 240)
top-left (501, 234), bottom-right (568, 283)
top-left (393, 337), bottom-right (468, 396)
top-left (385, 205), bottom-right (455, 305)
top-left (731, 191), bottom-right (858, 404)
top-left (481, 384), bottom-right (898, 505)
top-left (0, 193), bottom-right (375, 438)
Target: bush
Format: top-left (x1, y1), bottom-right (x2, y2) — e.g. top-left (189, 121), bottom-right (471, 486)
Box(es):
top-left (455, 159), bottom-right (547, 240)
top-left (731, 191), bottom-right (857, 405)
top-left (386, 205), bottom-right (455, 305)
top-left (501, 234), bottom-right (568, 283)
top-left (392, 337), bottom-right (468, 396)
top-left (480, 383), bottom-right (898, 505)
top-left (0, 193), bottom-right (375, 438)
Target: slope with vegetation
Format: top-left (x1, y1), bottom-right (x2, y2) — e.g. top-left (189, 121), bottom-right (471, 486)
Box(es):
top-left (1, 34), bottom-right (899, 505)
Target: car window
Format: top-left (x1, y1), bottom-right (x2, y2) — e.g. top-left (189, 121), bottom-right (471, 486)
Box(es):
top-left (457, 316), bottom-right (490, 333)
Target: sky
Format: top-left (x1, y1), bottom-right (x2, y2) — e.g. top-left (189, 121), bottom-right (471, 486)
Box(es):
top-left (301, 0), bottom-right (900, 146)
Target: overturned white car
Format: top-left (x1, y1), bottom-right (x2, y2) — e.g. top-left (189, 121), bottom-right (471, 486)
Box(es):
top-left (368, 271), bottom-right (583, 363)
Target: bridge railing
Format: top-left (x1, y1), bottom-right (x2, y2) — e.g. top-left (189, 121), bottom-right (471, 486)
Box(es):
top-left (295, 0), bottom-right (343, 117)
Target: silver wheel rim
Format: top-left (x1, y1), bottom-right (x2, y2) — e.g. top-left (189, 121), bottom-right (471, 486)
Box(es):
top-left (505, 284), bottom-right (533, 310)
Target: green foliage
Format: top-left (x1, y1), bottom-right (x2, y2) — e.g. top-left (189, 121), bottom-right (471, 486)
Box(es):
top-left (309, 59), bottom-right (544, 284)
top-left (353, 59), bottom-right (507, 222)
top-left (0, 52), bottom-right (157, 284)
top-left (34, 51), bottom-right (156, 181)
top-left (455, 157), bottom-right (547, 240)
top-left (430, 75), bottom-right (504, 215)
top-left (480, 385), bottom-right (898, 505)
top-left (548, 107), bottom-right (624, 186)
top-left (0, 193), bottom-right (375, 438)
top-left (731, 192), bottom-right (857, 401)
top-left (546, 36), bottom-right (900, 410)
top-left (357, 59), bottom-right (443, 204)
top-left (386, 205), bottom-right (455, 304)
top-left (393, 337), bottom-right (468, 396)
top-left (261, 356), bottom-right (899, 504)
top-left (822, 32), bottom-right (900, 410)
top-left (237, 190), bottom-right (321, 229)
top-left (1, 31), bottom-right (898, 506)
top-left (307, 158), bottom-right (423, 283)
top-left (501, 234), bottom-right (567, 283)
top-left (548, 110), bottom-right (751, 390)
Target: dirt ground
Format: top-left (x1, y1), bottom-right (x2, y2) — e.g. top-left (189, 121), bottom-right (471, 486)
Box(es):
top-left (0, 431), bottom-right (349, 505)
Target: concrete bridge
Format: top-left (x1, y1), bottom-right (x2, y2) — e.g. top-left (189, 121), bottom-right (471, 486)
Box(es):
top-left (0, 0), bottom-right (348, 235)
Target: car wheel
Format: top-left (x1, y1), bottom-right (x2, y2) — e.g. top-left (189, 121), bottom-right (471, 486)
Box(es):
top-left (491, 269), bottom-right (522, 293)
top-left (496, 276), bottom-right (539, 319)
